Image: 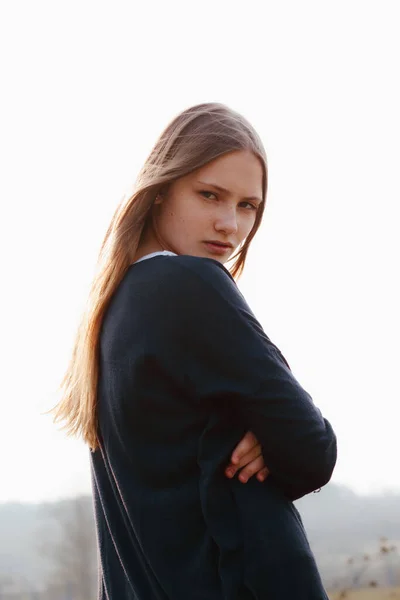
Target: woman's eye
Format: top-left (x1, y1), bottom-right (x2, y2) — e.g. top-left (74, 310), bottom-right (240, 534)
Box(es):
top-left (200, 191), bottom-right (257, 211)
top-left (240, 202), bottom-right (258, 211)
top-left (200, 190), bottom-right (217, 200)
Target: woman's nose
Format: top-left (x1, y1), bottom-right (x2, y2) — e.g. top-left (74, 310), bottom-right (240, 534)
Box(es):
top-left (214, 208), bottom-right (239, 234)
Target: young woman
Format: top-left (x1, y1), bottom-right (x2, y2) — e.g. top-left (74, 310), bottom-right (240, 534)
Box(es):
top-left (52, 102), bottom-right (337, 599)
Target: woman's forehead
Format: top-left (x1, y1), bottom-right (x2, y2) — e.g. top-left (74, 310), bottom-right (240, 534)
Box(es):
top-left (189, 152), bottom-right (263, 197)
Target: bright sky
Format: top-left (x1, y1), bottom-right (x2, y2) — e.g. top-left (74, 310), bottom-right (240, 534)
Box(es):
top-left (1, 1), bottom-right (399, 503)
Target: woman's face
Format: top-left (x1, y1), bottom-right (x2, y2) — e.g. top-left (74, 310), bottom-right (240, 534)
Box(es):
top-left (150, 150), bottom-right (264, 263)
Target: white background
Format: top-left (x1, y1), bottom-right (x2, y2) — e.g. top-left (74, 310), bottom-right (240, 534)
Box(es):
top-left (1, 0), bottom-right (399, 502)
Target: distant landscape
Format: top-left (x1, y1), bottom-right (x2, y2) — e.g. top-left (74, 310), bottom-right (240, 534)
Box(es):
top-left (1, 482), bottom-right (399, 599)
top-left (329, 589), bottom-right (400, 599)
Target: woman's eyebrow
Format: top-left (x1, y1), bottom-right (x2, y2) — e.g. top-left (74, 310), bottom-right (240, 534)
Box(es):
top-left (196, 180), bottom-right (262, 204)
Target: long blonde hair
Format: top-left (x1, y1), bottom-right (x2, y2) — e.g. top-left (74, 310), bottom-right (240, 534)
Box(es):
top-left (50, 102), bottom-right (268, 451)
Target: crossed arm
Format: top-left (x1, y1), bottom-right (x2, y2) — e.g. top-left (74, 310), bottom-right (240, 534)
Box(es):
top-left (153, 258), bottom-right (337, 500)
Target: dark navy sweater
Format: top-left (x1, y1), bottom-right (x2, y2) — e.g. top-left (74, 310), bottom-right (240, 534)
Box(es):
top-left (91, 254), bottom-right (337, 599)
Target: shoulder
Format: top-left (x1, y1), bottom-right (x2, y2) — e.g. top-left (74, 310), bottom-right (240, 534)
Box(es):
top-left (167, 255), bottom-right (236, 287)
top-left (126, 254), bottom-right (238, 299)
top-left (102, 256), bottom-right (245, 360)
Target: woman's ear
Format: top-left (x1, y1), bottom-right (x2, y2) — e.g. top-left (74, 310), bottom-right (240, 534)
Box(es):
top-left (155, 184), bottom-right (170, 204)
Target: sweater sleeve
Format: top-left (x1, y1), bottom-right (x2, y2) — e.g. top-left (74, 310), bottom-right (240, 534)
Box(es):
top-left (152, 256), bottom-right (337, 501)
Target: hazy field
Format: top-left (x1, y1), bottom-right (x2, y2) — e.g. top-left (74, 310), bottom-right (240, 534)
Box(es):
top-left (328, 588), bottom-right (400, 599)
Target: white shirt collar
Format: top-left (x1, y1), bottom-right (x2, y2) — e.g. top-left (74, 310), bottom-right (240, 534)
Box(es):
top-left (133, 250), bottom-right (177, 264)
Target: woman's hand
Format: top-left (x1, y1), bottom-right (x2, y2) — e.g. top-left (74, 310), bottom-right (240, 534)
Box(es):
top-left (225, 431), bottom-right (270, 483)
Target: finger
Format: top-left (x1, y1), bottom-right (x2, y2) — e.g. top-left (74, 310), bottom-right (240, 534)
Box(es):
top-left (230, 431), bottom-right (258, 464)
top-left (256, 467), bottom-right (270, 482)
top-left (235, 445), bottom-right (262, 470)
top-left (225, 445), bottom-right (262, 478)
top-left (237, 456), bottom-right (266, 483)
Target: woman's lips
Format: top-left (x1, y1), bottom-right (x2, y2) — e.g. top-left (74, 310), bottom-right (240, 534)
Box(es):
top-left (203, 242), bottom-right (232, 255)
